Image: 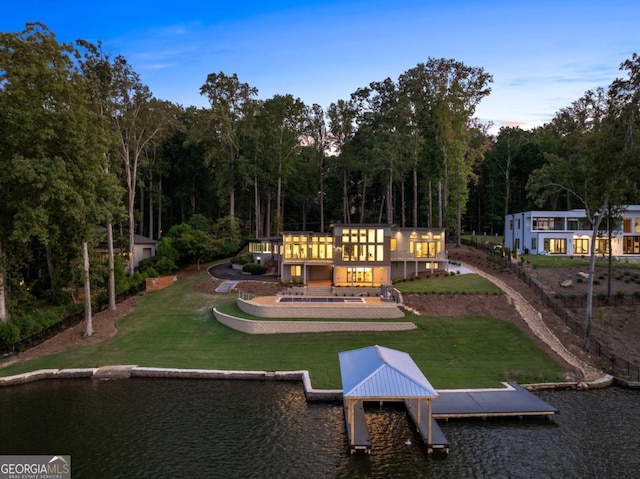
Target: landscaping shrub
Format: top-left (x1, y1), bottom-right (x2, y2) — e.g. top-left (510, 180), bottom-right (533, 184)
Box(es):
top-left (231, 252), bottom-right (253, 265)
top-left (242, 263), bottom-right (268, 275)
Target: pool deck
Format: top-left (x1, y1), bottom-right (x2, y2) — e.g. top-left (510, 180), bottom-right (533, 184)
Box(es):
top-left (238, 295), bottom-right (406, 319)
top-left (250, 295), bottom-right (386, 306)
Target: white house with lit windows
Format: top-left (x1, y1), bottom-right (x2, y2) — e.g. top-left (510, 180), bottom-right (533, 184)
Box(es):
top-left (249, 224), bottom-right (447, 286)
top-left (504, 206), bottom-right (640, 258)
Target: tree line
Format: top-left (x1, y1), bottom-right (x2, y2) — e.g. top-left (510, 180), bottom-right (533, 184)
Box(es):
top-left (1, 23), bottom-right (639, 348)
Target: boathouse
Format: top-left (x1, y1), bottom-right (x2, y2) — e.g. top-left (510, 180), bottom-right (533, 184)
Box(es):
top-left (339, 345), bottom-right (447, 454)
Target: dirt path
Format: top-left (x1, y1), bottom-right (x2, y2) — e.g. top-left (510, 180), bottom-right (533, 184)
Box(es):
top-left (0, 296), bottom-right (138, 370)
top-left (467, 264), bottom-right (602, 381)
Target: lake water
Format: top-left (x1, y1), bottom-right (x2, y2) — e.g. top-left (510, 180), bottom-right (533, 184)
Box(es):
top-left (0, 379), bottom-right (639, 478)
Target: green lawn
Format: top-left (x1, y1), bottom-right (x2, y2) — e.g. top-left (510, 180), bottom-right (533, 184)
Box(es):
top-left (0, 268), bottom-right (564, 389)
top-left (524, 253), bottom-right (640, 270)
top-left (394, 274), bottom-right (503, 294)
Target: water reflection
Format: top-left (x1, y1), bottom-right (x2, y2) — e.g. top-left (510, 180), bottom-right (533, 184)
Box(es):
top-left (0, 379), bottom-right (638, 478)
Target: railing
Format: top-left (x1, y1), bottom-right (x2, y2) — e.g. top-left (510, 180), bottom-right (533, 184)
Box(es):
top-left (237, 291), bottom-right (257, 301)
top-left (460, 238), bottom-right (640, 382)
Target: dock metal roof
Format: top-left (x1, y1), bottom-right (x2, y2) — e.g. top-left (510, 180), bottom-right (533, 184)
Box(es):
top-left (339, 345), bottom-right (438, 399)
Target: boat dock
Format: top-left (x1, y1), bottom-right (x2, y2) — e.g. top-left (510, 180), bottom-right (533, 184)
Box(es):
top-left (339, 347), bottom-right (558, 456)
top-left (344, 382), bottom-right (558, 455)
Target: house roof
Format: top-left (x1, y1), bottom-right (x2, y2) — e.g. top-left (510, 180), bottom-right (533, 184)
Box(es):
top-left (133, 234), bottom-right (158, 245)
top-left (339, 345), bottom-right (438, 399)
top-left (95, 226), bottom-right (157, 246)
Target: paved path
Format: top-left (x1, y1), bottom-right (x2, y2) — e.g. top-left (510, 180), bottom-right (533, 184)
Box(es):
top-left (215, 280), bottom-right (239, 293)
top-left (465, 264), bottom-right (602, 381)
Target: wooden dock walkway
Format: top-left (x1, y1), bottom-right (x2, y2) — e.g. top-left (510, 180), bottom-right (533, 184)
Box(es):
top-left (405, 398), bottom-right (450, 454)
top-left (343, 400), bottom-right (372, 454)
top-left (344, 383), bottom-right (557, 455)
top-left (432, 382), bottom-right (558, 419)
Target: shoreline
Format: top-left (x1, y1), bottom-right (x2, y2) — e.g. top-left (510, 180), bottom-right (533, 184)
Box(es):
top-left (0, 366), bottom-right (626, 399)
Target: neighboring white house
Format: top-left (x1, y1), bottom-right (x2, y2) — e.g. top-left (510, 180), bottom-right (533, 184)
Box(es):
top-left (504, 205), bottom-right (640, 258)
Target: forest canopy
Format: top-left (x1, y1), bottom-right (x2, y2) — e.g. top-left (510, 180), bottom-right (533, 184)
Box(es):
top-left (1, 23), bottom-right (639, 334)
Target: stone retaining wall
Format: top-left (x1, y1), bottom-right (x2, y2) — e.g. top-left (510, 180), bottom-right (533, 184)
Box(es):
top-left (146, 275), bottom-right (176, 292)
top-left (0, 366), bottom-right (620, 401)
top-left (0, 366), bottom-right (342, 400)
top-left (237, 297), bottom-right (405, 319)
top-left (213, 308), bottom-right (417, 334)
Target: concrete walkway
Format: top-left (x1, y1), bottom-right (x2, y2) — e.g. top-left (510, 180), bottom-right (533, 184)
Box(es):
top-left (215, 280), bottom-right (239, 293)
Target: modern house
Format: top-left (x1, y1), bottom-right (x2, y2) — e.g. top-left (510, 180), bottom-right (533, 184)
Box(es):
top-left (249, 224), bottom-right (447, 286)
top-left (504, 206), bottom-right (640, 258)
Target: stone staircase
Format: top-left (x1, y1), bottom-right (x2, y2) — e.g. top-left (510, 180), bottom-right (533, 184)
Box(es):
top-left (305, 286), bottom-right (333, 296)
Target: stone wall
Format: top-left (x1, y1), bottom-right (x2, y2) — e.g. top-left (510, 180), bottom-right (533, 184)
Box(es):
top-left (237, 297), bottom-right (405, 319)
top-left (146, 275), bottom-right (176, 292)
top-left (213, 308), bottom-right (416, 334)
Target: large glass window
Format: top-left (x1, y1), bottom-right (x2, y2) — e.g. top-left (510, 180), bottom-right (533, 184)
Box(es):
top-left (340, 228), bottom-right (384, 261)
top-left (309, 235), bottom-right (332, 259)
top-left (414, 241), bottom-right (439, 258)
top-left (596, 238), bottom-right (610, 255)
top-left (623, 218), bottom-right (632, 233)
top-left (346, 267), bottom-right (372, 284)
top-left (623, 236), bottom-right (640, 254)
top-left (283, 235), bottom-right (308, 259)
top-left (543, 238), bottom-right (567, 254)
top-left (573, 238), bottom-right (589, 255)
top-left (533, 217), bottom-right (565, 230)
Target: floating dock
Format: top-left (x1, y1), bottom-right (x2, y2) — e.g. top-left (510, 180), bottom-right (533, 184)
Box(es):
top-left (432, 382), bottom-right (559, 420)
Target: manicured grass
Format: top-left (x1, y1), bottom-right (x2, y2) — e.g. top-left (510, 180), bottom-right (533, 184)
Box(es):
top-left (523, 254), bottom-right (640, 270)
top-left (0, 269), bottom-right (563, 389)
top-left (394, 274), bottom-right (503, 294)
top-left (523, 255), bottom-right (591, 268)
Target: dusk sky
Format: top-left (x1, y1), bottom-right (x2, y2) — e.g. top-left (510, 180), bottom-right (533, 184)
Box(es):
top-left (3, 1), bottom-right (639, 133)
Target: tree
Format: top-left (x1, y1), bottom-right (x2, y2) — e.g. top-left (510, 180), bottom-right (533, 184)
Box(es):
top-left (327, 99), bottom-right (357, 223)
top-left (199, 72), bottom-right (258, 221)
top-left (107, 57), bottom-right (167, 276)
top-left (306, 104), bottom-right (329, 232)
top-left (528, 81), bottom-right (638, 349)
top-left (76, 39), bottom-right (125, 312)
top-left (0, 24), bottom-right (117, 334)
top-left (260, 94), bottom-right (307, 234)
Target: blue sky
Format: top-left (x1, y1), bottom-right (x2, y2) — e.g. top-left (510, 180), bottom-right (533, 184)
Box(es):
top-left (3, 1), bottom-right (639, 132)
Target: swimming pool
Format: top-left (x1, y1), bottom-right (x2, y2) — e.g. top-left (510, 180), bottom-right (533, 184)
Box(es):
top-left (276, 296), bottom-right (365, 303)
